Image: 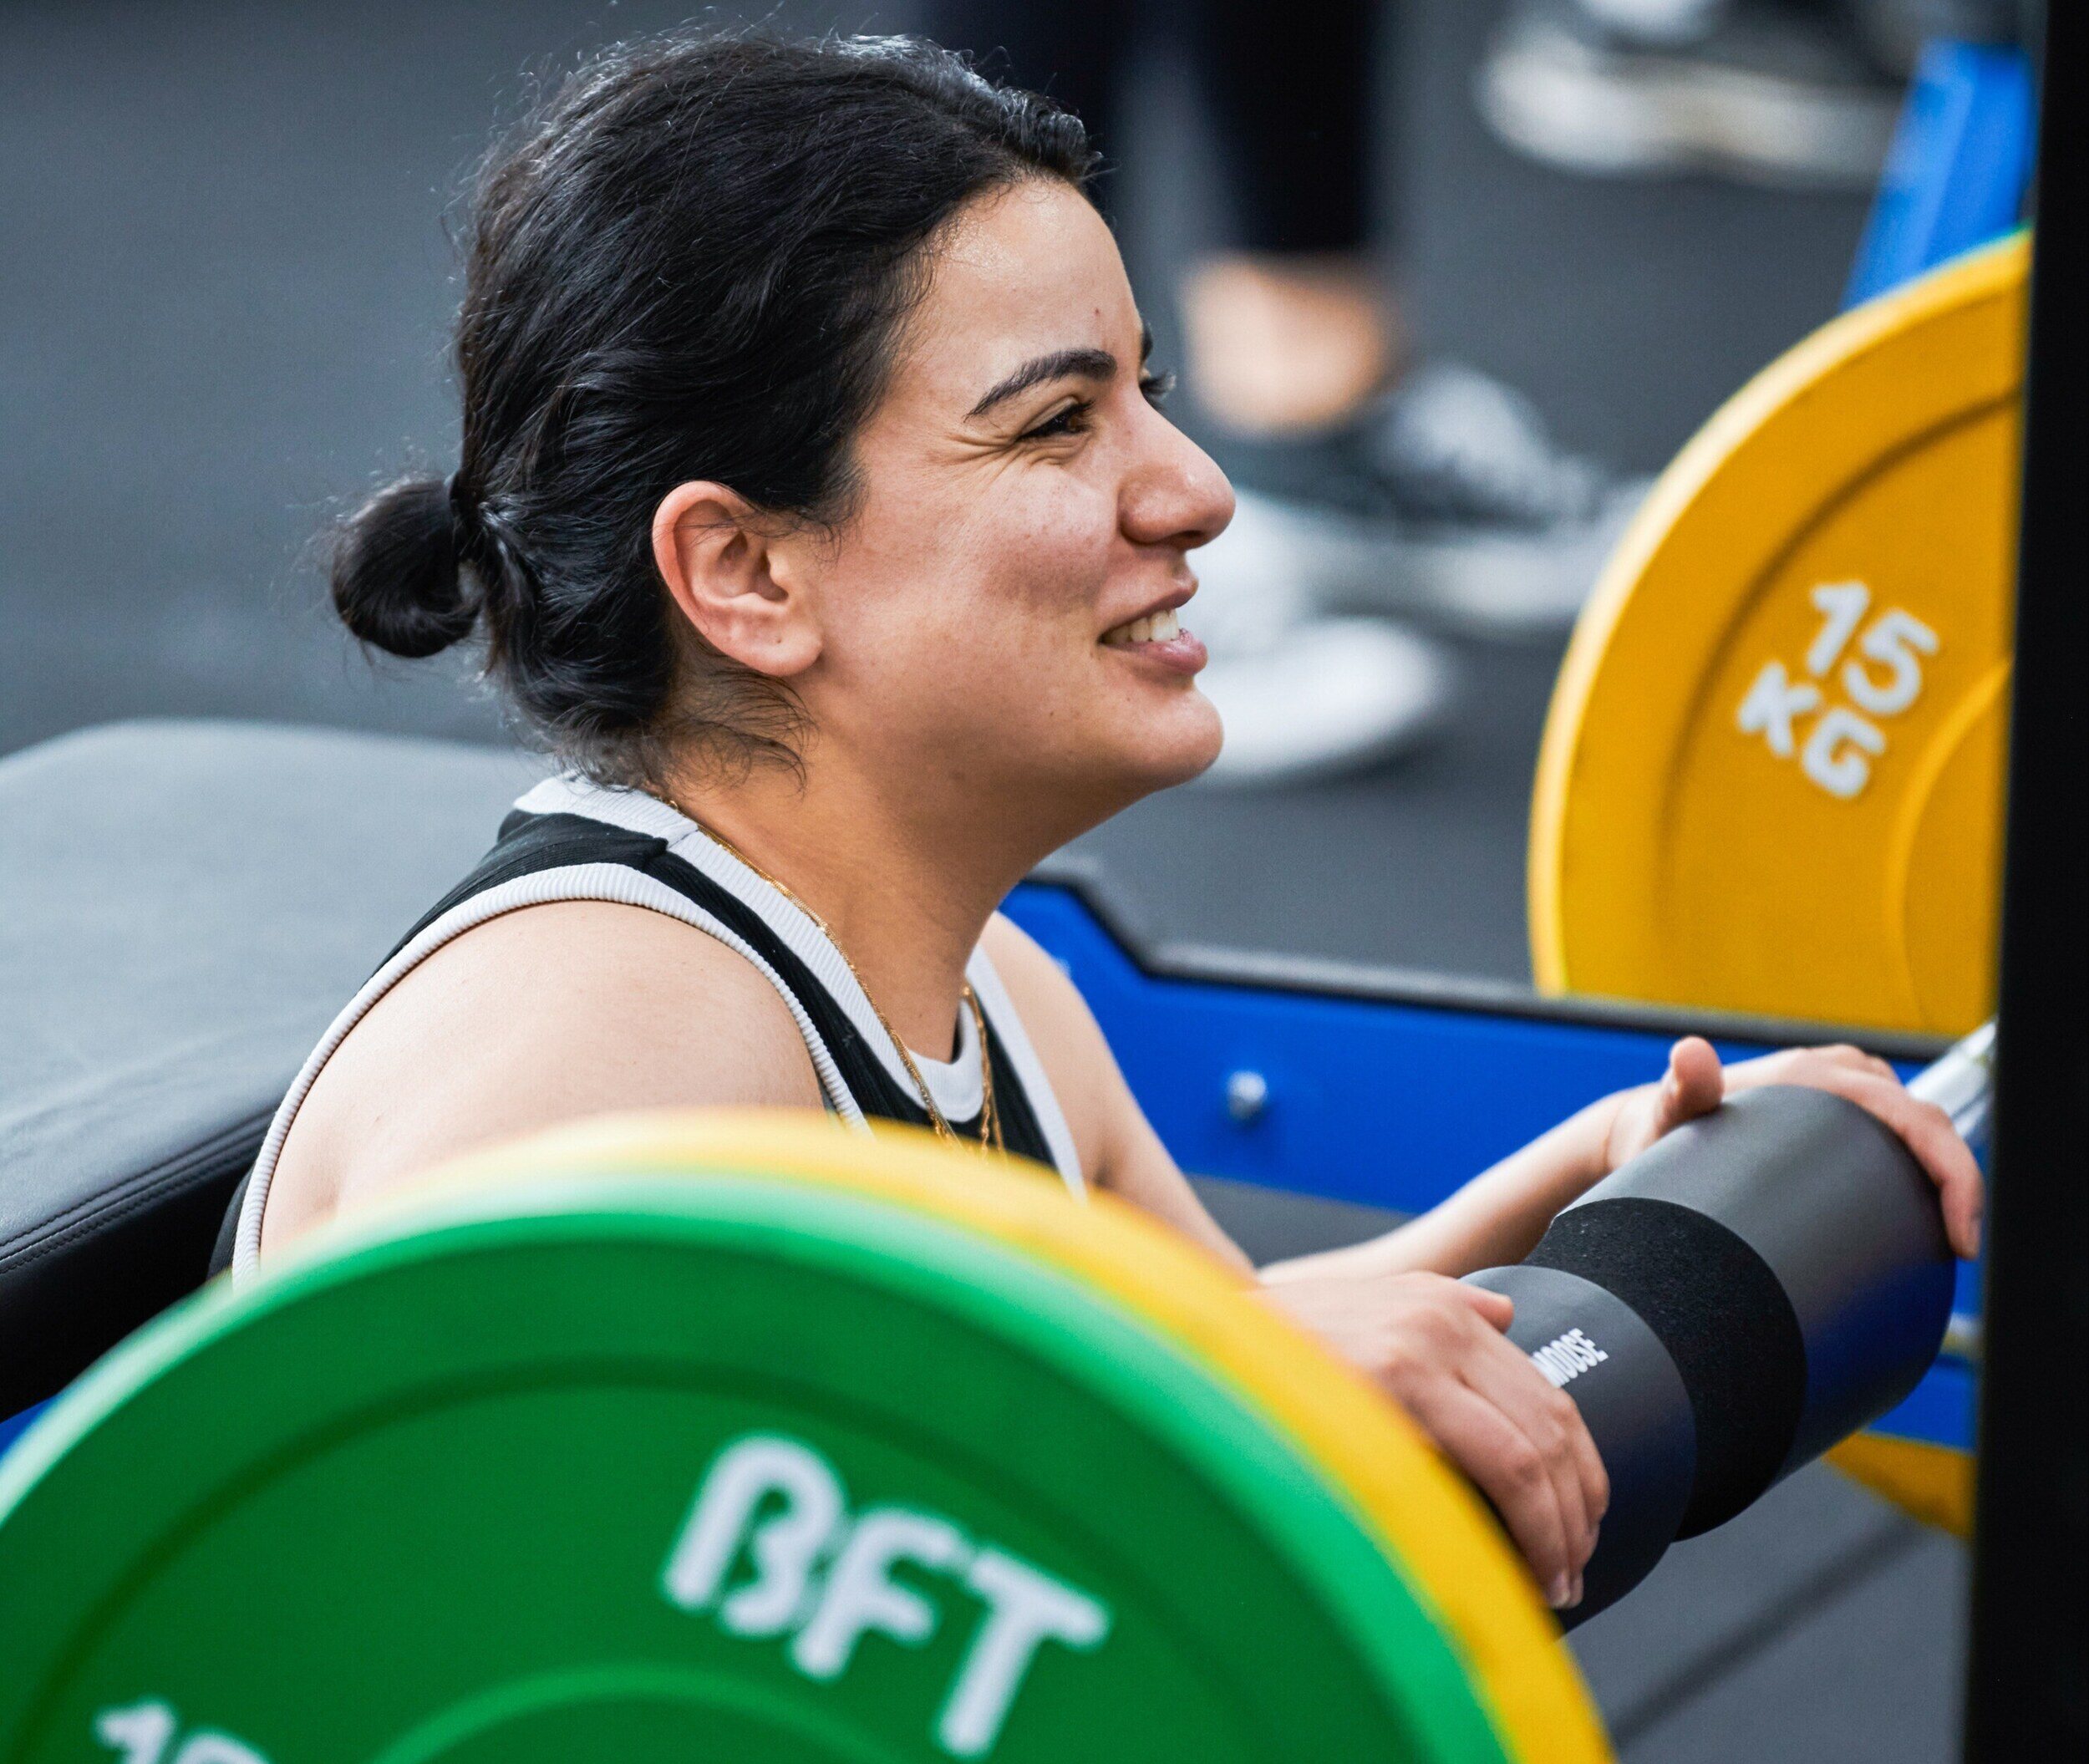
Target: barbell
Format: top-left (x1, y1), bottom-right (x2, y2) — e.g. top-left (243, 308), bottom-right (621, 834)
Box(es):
top-left (1466, 1026), bottom-right (1979, 1625)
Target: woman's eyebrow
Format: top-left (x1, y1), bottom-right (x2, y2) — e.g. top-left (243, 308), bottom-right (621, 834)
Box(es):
top-left (967, 346), bottom-right (1118, 418)
top-left (965, 328), bottom-right (1157, 420)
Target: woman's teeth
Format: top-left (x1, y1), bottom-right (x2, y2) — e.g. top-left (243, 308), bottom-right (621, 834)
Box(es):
top-left (1103, 607), bottom-right (1182, 647)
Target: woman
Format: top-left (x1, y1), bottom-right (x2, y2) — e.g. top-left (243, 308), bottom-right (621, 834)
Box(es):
top-left (241, 31), bottom-right (1981, 1617)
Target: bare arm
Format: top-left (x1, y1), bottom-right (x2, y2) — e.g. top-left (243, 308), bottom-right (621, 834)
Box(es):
top-left (981, 913), bottom-right (1606, 1607)
top-left (1263, 1035), bottom-right (1985, 1284)
top-left (979, 914), bottom-right (1251, 1273)
top-left (981, 929), bottom-right (1981, 1605)
top-left (984, 912), bottom-right (1618, 1280)
top-left (1261, 1098), bottom-right (1620, 1286)
top-left (264, 901), bottom-right (822, 1253)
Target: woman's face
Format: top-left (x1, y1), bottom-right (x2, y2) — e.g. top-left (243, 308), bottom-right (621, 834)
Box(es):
top-left (795, 177), bottom-right (1233, 831)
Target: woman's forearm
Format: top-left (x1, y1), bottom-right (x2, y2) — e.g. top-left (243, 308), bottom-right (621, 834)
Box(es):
top-left (1260, 1091), bottom-right (1630, 1285)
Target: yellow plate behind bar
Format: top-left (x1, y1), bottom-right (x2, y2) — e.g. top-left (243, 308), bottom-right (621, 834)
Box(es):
top-left (1532, 236), bottom-right (2026, 1034)
top-left (1827, 1431), bottom-right (1975, 1536)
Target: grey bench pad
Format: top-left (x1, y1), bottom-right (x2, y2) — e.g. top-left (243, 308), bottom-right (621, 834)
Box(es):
top-left (0, 719), bottom-right (541, 1411)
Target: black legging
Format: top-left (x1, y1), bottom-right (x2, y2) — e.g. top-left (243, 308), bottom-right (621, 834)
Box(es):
top-left (917, 0), bottom-right (1380, 256)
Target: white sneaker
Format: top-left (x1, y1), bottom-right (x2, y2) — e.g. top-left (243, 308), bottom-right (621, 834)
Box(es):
top-left (1195, 618), bottom-right (1455, 787)
top-left (1188, 507), bottom-right (1454, 788)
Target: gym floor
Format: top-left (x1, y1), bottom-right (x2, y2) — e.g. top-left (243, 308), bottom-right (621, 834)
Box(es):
top-left (0, 1), bottom-right (1964, 1754)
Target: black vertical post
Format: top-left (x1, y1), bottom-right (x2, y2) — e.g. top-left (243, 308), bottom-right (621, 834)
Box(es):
top-left (1962, 3), bottom-right (2089, 1755)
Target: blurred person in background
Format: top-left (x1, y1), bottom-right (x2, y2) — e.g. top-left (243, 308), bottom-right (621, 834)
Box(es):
top-left (1479, 0), bottom-right (2025, 186)
top-left (921, 1), bottom-right (1651, 785)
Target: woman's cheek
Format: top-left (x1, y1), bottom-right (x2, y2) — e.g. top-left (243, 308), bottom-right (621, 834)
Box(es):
top-left (1017, 475), bottom-right (1121, 617)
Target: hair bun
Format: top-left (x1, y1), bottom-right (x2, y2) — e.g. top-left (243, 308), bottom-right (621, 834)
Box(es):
top-left (328, 475), bottom-right (480, 658)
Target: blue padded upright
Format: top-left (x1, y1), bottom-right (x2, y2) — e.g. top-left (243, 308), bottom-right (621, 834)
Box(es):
top-left (1846, 39), bottom-right (2035, 308)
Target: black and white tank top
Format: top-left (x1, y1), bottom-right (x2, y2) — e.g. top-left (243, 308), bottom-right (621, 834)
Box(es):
top-left (230, 774), bottom-right (1083, 1281)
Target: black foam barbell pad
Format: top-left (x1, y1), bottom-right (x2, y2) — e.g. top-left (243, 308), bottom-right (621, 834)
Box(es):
top-left (1466, 1085), bottom-right (1954, 1624)
top-left (1463, 1262), bottom-right (1695, 1625)
top-left (1527, 1195), bottom-right (1805, 1537)
top-left (1556, 1085), bottom-right (1955, 1506)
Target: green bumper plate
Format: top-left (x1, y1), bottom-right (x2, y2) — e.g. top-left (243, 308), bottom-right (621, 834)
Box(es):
top-left (0, 1176), bottom-right (1507, 1764)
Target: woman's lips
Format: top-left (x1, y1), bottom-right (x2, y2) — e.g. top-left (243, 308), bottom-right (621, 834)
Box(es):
top-left (1100, 602), bottom-right (1205, 674)
top-left (1105, 627), bottom-right (1208, 675)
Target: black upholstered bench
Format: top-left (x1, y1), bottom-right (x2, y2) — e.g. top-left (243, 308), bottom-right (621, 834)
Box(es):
top-left (0, 719), bottom-right (541, 1414)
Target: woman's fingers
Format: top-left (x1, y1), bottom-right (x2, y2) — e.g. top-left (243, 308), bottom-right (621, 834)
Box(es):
top-left (1517, 1334), bottom-right (1614, 1547)
top-left (1447, 1279), bottom-right (1515, 1330)
top-left (1714, 1045), bottom-right (1983, 1258)
top-left (1815, 1042), bottom-right (1899, 1082)
top-left (1398, 1373), bottom-right (1578, 1607)
top-left (1725, 1042), bottom-right (1898, 1090)
top-left (1561, 1378), bottom-right (1612, 1555)
top-left (1260, 1269), bottom-right (1615, 1609)
top-left (1648, 1038), bottom-right (1725, 1140)
top-left (1746, 1061), bottom-right (1984, 1257)
top-left (1457, 1328), bottom-right (1607, 1603)
top-left (1667, 1036), bottom-right (1726, 1117)
top-left (1604, 1037), bottom-right (1726, 1169)
top-left (1834, 1072), bottom-right (1985, 1258)
top-left (1391, 1285), bottom-right (1604, 1607)
top-left (1466, 1355), bottom-right (1590, 1602)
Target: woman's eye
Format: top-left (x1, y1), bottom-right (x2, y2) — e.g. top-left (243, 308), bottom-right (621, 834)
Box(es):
top-left (1019, 374), bottom-right (1172, 442)
top-left (1022, 399), bottom-right (1092, 442)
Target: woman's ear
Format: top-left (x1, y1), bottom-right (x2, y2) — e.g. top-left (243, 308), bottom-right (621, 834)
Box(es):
top-left (652, 481), bottom-right (823, 678)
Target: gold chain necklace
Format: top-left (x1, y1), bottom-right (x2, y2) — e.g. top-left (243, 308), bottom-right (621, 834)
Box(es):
top-left (675, 813), bottom-right (1004, 1157)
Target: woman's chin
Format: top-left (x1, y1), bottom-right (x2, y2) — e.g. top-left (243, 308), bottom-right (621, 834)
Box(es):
top-left (1113, 694), bottom-right (1225, 794)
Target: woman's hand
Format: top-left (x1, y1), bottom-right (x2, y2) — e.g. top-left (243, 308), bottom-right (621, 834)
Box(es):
top-left (1602, 1037), bottom-right (1984, 1258)
top-left (1259, 1267), bottom-right (1608, 1609)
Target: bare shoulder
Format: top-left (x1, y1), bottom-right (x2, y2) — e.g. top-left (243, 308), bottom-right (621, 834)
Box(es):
top-left (979, 912), bottom-right (1116, 1178)
top-left (363, 901), bottom-right (818, 1091)
top-left (980, 911), bottom-right (1082, 1019)
top-left (979, 912), bottom-right (1100, 1059)
top-left (978, 914), bottom-right (1248, 1270)
top-left (265, 900), bottom-right (819, 1250)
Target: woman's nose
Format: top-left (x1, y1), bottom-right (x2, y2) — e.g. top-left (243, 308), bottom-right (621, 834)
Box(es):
top-left (1121, 414), bottom-right (1235, 552)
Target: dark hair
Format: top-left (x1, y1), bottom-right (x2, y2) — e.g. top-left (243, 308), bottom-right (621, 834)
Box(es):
top-left (328, 31), bottom-right (1095, 785)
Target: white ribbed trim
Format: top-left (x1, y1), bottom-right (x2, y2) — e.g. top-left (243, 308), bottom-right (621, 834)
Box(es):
top-left (900, 994), bottom-right (985, 1122)
top-left (238, 778), bottom-right (1087, 1277)
top-left (965, 943), bottom-right (1084, 1187)
top-left (517, 775), bottom-right (999, 1120)
top-left (514, 776), bottom-right (1081, 1193)
top-left (232, 862), bottom-right (866, 1283)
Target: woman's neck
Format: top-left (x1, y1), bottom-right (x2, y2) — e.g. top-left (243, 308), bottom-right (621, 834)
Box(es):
top-left (661, 748), bottom-right (1045, 1060)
